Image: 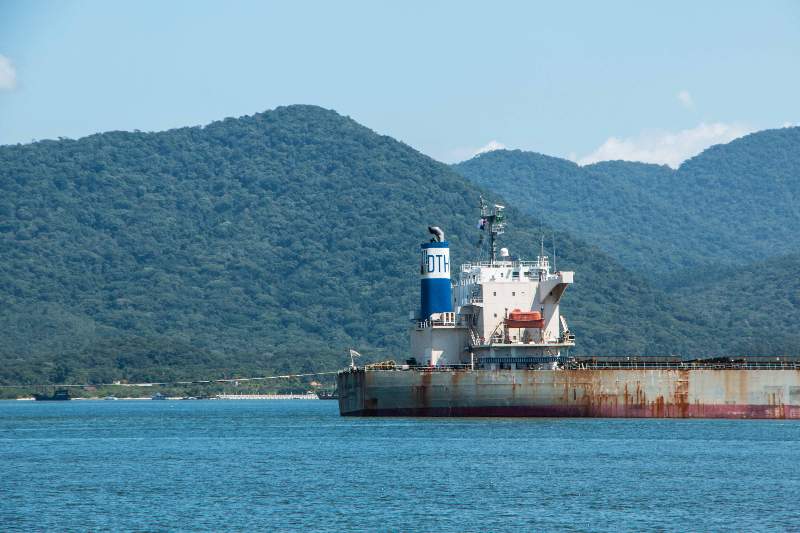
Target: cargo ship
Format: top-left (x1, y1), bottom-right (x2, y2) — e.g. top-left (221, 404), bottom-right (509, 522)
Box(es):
top-left (337, 198), bottom-right (800, 418)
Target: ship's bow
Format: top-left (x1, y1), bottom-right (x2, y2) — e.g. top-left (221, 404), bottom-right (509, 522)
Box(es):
top-left (337, 369), bottom-right (368, 416)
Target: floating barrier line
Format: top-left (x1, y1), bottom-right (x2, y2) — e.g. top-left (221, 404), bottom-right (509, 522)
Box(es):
top-left (0, 370), bottom-right (340, 389)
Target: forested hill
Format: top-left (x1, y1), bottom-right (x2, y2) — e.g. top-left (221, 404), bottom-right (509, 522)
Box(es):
top-left (453, 127), bottom-right (800, 280)
top-left (1, 105), bottom-right (716, 385)
top-left (676, 253), bottom-right (800, 356)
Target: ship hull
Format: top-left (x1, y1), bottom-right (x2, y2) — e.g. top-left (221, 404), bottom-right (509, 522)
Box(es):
top-left (337, 368), bottom-right (800, 418)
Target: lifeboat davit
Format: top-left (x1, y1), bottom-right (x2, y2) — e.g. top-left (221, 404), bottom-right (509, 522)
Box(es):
top-left (505, 309), bottom-right (545, 329)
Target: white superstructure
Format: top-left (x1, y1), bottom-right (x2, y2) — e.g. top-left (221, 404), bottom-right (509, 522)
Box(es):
top-left (410, 199), bottom-right (574, 369)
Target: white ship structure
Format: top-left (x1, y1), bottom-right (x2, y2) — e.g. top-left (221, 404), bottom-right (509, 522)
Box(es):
top-left (337, 198), bottom-right (800, 418)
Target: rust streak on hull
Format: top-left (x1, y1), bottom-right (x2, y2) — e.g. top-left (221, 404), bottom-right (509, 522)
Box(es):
top-left (337, 368), bottom-right (800, 419)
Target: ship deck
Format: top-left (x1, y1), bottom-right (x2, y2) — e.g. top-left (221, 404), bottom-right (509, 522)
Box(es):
top-left (350, 357), bottom-right (800, 373)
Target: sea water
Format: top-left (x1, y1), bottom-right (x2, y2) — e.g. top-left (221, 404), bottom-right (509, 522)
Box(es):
top-left (1, 400), bottom-right (798, 532)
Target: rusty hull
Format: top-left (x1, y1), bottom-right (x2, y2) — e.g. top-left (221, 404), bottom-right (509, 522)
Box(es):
top-left (337, 368), bottom-right (800, 418)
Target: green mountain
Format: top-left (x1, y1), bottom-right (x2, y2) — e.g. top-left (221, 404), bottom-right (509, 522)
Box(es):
top-left (0, 105), bottom-right (719, 386)
top-left (453, 127), bottom-right (800, 280)
top-left (675, 253), bottom-right (800, 356)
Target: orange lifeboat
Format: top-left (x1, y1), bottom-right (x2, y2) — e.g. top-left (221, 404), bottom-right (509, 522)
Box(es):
top-left (505, 309), bottom-right (545, 329)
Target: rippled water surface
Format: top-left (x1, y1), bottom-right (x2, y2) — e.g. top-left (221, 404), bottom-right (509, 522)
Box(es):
top-left (1, 400), bottom-right (799, 532)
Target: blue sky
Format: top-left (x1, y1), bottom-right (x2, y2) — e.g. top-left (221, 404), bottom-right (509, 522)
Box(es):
top-left (0, 0), bottom-right (798, 166)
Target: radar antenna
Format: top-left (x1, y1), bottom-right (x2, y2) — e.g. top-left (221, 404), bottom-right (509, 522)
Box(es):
top-left (478, 195), bottom-right (506, 265)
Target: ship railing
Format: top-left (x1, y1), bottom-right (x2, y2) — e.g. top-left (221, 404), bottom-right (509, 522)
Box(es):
top-left (344, 361), bottom-right (800, 373)
top-left (461, 260), bottom-right (545, 269)
top-left (416, 313), bottom-right (465, 329)
top-left (360, 364), bottom-right (477, 373)
top-left (459, 259), bottom-right (560, 277)
top-left (567, 361), bottom-right (800, 370)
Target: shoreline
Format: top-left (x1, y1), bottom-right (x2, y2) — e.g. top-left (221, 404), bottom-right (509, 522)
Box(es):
top-left (10, 394), bottom-right (321, 401)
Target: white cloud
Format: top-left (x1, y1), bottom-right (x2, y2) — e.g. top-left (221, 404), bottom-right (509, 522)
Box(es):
top-left (441, 140), bottom-right (507, 163)
top-left (0, 54), bottom-right (17, 90)
top-left (677, 90), bottom-right (693, 109)
top-left (578, 122), bottom-right (753, 168)
top-left (473, 140), bottom-right (506, 156)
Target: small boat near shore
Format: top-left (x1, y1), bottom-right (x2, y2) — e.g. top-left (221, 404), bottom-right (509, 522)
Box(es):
top-left (315, 389), bottom-right (338, 400)
top-left (33, 388), bottom-right (71, 401)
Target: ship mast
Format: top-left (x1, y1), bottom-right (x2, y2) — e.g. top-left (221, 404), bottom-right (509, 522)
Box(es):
top-left (479, 195), bottom-right (506, 265)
